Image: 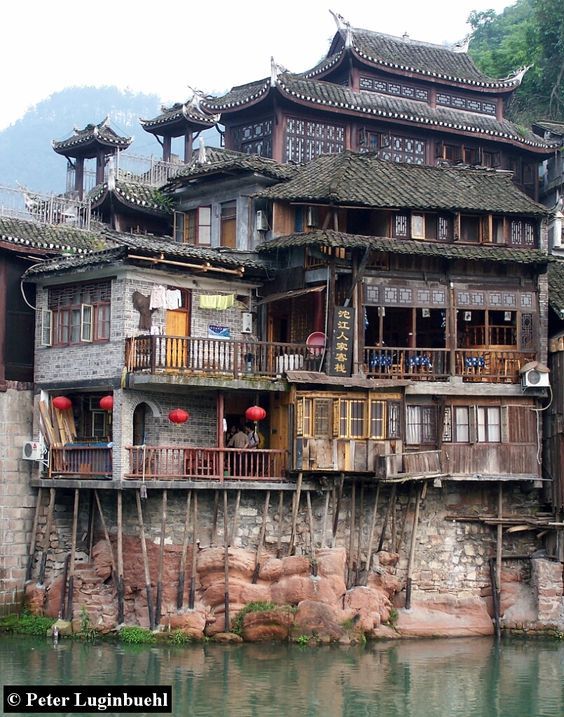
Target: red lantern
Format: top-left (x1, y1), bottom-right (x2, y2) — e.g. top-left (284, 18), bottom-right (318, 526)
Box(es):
top-left (168, 408), bottom-right (189, 424)
top-left (99, 395), bottom-right (114, 411)
top-left (245, 405), bottom-right (266, 423)
top-left (52, 396), bottom-right (72, 411)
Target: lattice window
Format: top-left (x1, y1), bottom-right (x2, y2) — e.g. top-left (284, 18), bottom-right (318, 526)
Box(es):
top-left (521, 313), bottom-right (533, 349)
top-left (510, 219), bottom-right (536, 247)
top-left (359, 76), bottom-right (428, 103)
top-left (232, 120), bottom-right (273, 157)
top-left (284, 118), bottom-right (345, 163)
top-left (47, 281), bottom-right (111, 346)
top-left (394, 215), bottom-right (409, 238)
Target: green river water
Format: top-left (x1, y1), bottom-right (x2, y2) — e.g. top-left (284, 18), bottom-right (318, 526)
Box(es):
top-left (1, 634), bottom-right (563, 716)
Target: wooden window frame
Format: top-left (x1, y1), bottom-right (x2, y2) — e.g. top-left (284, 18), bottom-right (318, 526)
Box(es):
top-left (41, 309), bottom-right (52, 347)
top-left (405, 405), bottom-right (437, 446)
top-left (175, 207), bottom-right (212, 245)
top-left (477, 406), bottom-right (501, 443)
top-left (369, 400), bottom-right (386, 439)
top-left (338, 398), bottom-right (367, 439)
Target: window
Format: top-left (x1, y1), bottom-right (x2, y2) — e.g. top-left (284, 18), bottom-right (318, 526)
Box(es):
top-left (477, 406), bottom-right (501, 442)
top-left (300, 398), bottom-right (332, 438)
top-left (47, 281), bottom-right (111, 347)
top-left (339, 399), bottom-right (366, 438)
top-left (174, 207), bottom-right (211, 245)
top-left (454, 407), bottom-right (470, 442)
top-left (393, 214), bottom-right (409, 238)
top-left (370, 400), bottom-right (386, 439)
top-left (509, 219), bottom-right (536, 247)
top-left (406, 405), bottom-right (437, 445)
top-left (220, 202), bottom-right (237, 248)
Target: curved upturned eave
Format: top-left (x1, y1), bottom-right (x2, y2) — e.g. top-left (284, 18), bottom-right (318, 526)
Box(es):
top-left (140, 107), bottom-right (216, 135)
top-left (274, 78), bottom-right (551, 155)
top-left (52, 135), bottom-right (132, 156)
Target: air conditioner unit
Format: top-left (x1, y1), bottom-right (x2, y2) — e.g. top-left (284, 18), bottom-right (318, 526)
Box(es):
top-left (306, 206), bottom-right (319, 228)
top-left (256, 210), bottom-right (269, 232)
top-left (22, 440), bottom-right (45, 461)
top-left (521, 368), bottom-right (550, 389)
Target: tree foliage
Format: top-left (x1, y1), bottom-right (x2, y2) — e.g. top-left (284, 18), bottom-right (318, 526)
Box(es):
top-left (468, 0), bottom-right (564, 122)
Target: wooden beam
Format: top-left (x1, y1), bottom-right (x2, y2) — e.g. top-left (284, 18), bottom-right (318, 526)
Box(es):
top-left (155, 489), bottom-right (167, 626)
top-left (189, 493), bottom-right (198, 610)
top-left (38, 488), bottom-right (55, 588)
top-left (288, 472), bottom-right (303, 556)
top-left (252, 491), bottom-right (270, 584)
top-left (25, 488), bottom-right (42, 582)
top-left (136, 490), bottom-right (155, 630)
top-left (65, 488), bottom-right (79, 621)
top-left (405, 485), bottom-right (422, 610)
top-left (364, 484), bottom-right (380, 584)
top-left (116, 491), bottom-right (125, 625)
top-left (176, 490), bottom-right (192, 609)
top-left (223, 490), bottom-right (230, 631)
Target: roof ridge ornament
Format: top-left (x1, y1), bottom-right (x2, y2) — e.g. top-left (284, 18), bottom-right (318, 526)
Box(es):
top-left (507, 64), bottom-right (532, 85)
top-left (107, 156), bottom-right (116, 192)
top-left (329, 10), bottom-right (352, 48)
top-left (451, 34), bottom-right (471, 53)
top-left (197, 136), bottom-right (207, 165)
top-left (270, 57), bottom-right (288, 87)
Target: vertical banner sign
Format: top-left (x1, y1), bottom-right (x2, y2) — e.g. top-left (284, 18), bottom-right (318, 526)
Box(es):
top-left (329, 307), bottom-right (355, 376)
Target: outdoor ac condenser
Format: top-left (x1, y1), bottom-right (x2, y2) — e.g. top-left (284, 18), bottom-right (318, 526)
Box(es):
top-left (22, 440), bottom-right (45, 461)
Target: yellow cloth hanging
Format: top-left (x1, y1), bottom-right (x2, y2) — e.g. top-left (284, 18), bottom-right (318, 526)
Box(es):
top-left (198, 294), bottom-right (235, 310)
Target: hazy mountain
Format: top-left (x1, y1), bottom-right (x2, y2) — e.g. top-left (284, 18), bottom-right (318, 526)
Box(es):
top-left (0, 86), bottom-right (220, 195)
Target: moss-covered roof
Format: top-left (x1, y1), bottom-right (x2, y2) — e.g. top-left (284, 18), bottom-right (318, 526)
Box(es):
top-left (0, 215), bottom-right (116, 254)
top-left (89, 180), bottom-right (172, 216)
top-left (548, 260), bottom-right (564, 318)
top-left (259, 151), bottom-right (547, 215)
top-left (140, 100), bottom-right (217, 134)
top-left (258, 229), bottom-right (550, 266)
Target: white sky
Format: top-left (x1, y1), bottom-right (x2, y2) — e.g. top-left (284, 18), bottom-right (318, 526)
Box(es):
top-left (2, 0), bottom-right (514, 131)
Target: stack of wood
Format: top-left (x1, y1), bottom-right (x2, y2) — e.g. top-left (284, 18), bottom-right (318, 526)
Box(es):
top-left (38, 400), bottom-right (77, 448)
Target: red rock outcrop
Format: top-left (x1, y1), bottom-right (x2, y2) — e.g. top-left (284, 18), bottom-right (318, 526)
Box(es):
top-left (241, 607), bottom-right (294, 642)
top-left (395, 595), bottom-right (494, 637)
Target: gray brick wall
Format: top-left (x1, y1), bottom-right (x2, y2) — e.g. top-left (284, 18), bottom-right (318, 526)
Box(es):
top-left (0, 387), bottom-right (37, 615)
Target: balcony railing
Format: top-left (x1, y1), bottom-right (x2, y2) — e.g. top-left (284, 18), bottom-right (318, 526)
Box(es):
top-left (0, 185), bottom-right (91, 230)
top-left (364, 346), bottom-right (533, 383)
top-left (380, 449), bottom-right (444, 480)
top-left (125, 336), bottom-right (322, 378)
top-left (125, 446), bottom-right (288, 481)
top-left (50, 445), bottom-right (112, 478)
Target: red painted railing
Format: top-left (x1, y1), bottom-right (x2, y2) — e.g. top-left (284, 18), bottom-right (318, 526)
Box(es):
top-left (125, 446), bottom-right (288, 481)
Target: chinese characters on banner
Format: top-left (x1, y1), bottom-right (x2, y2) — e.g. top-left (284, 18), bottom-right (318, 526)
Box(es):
top-left (328, 306), bottom-right (355, 376)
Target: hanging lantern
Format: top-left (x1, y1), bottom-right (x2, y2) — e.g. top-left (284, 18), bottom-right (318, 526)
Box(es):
top-left (168, 408), bottom-right (189, 424)
top-left (245, 405), bottom-right (266, 423)
top-left (52, 396), bottom-right (72, 411)
top-left (99, 395), bottom-right (114, 411)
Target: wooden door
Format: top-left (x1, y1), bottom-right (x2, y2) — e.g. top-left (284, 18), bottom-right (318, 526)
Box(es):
top-left (165, 309), bottom-right (189, 368)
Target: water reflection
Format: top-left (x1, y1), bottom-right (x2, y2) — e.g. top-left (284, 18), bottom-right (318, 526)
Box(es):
top-left (1, 635), bottom-right (563, 716)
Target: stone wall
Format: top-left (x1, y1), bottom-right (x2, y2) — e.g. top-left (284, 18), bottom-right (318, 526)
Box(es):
top-left (0, 386), bottom-right (37, 615)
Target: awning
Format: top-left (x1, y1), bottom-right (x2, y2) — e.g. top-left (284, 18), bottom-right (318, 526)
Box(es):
top-left (257, 285), bottom-right (325, 305)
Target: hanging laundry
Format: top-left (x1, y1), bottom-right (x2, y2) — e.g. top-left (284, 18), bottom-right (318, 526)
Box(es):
top-left (199, 294), bottom-right (218, 309)
top-left (166, 288), bottom-right (182, 310)
top-left (216, 294), bottom-right (235, 310)
top-left (198, 294), bottom-right (235, 310)
top-left (149, 284), bottom-right (167, 309)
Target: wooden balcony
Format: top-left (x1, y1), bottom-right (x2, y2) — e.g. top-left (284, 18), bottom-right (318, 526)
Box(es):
top-left (125, 336), bottom-right (322, 379)
top-left (364, 347), bottom-right (534, 383)
top-left (50, 444), bottom-right (112, 478)
top-left (125, 446), bottom-right (288, 482)
top-left (380, 450), bottom-right (445, 480)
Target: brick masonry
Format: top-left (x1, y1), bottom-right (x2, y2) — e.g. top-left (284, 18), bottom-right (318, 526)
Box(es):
top-left (0, 387), bottom-right (38, 615)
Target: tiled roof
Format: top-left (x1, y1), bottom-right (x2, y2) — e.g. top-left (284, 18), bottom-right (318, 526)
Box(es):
top-left (165, 150), bottom-right (297, 186)
top-left (276, 75), bottom-right (549, 150)
top-left (259, 151), bottom-right (547, 215)
top-left (203, 78), bottom-right (270, 112)
top-left (258, 229), bottom-right (550, 266)
top-left (140, 100), bottom-right (217, 132)
top-left (25, 234), bottom-right (272, 277)
top-left (53, 119), bottom-right (132, 154)
top-left (0, 215), bottom-right (117, 254)
top-left (532, 121), bottom-right (564, 140)
top-left (89, 180), bottom-right (172, 216)
top-left (548, 260), bottom-right (564, 317)
top-left (347, 29), bottom-right (524, 88)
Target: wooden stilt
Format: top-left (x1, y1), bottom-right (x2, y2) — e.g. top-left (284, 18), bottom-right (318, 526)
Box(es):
top-left (155, 490), bottom-right (167, 626)
top-left (176, 491), bottom-right (192, 609)
top-left (65, 488), bottom-right (80, 621)
top-left (405, 485), bottom-right (422, 610)
top-left (38, 488), bottom-right (55, 586)
top-left (87, 490), bottom-right (95, 558)
top-left (252, 491), bottom-right (270, 583)
top-left (390, 484), bottom-right (397, 554)
top-left (211, 491), bottom-right (219, 545)
top-left (364, 484), bottom-right (380, 585)
top-left (223, 490), bottom-right (230, 631)
top-left (490, 558), bottom-right (501, 640)
top-left (377, 484), bottom-right (397, 553)
top-left (116, 491), bottom-right (125, 625)
top-left (397, 485), bottom-right (413, 554)
top-left (188, 493), bottom-right (198, 610)
top-left (288, 472), bottom-right (303, 555)
top-left (355, 483), bottom-right (365, 585)
top-left (230, 490), bottom-right (241, 546)
top-left (321, 491), bottom-right (330, 549)
top-left (347, 481), bottom-right (356, 588)
top-left (26, 487), bottom-right (42, 582)
top-left (136, 490), bottom-right (155, 630)
top-left (306, 492), bottom-right (317, 576)
top-left (58, 554), bottom-right (70, 619)
top-left (94, 491), bottom-right (116, 577)
top-left (332, 473), bottom-right (345, 544)
top-left (275, 491), bottom-right (284, 558)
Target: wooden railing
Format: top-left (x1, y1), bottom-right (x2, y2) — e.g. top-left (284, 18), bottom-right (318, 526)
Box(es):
top-left (125, 336), bottom-right (322, 378)
top-left (125, 446), bottom-right (288, 481)
top-left (455, 349), bottom-right (534, 383)
top-left (50, 445), bottom-right (112, 478)
top-left (380, 449), bottom-right (444, 480)
top-left (364, 347), bottom-right (449, 380)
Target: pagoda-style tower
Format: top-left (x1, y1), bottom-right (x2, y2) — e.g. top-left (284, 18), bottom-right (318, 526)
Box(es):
top-left (140, 95), bottom-right (218, 163)
top-left (52, 118), bottom-right (132, 199)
